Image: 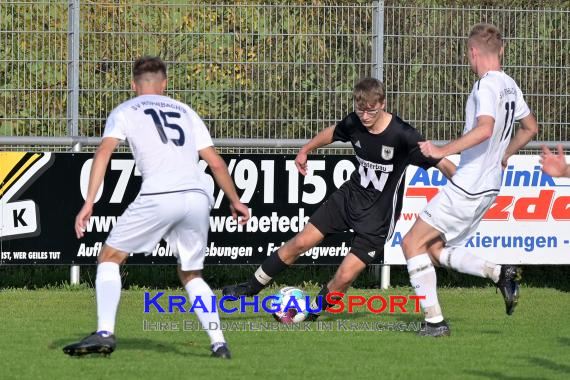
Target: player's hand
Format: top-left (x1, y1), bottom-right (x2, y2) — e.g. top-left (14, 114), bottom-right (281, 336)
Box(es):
top-left (540, 144), bottom-right (567, 178)
top-left (418, 141), bottom-right (444, 159)
top-left (501, 155), bottom-right (509, 170)
top-left (230, 201), bottom-right (250, 225)
top-left (295, 151), bottom-right (309, 176)
top-left (75, 202), bottom-right (93, 239)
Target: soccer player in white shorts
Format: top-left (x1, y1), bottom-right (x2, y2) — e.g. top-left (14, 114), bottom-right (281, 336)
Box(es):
top-left (401, 24), bottom-right (539, 336)
top-left (63, 56), bottom-right (249, 358)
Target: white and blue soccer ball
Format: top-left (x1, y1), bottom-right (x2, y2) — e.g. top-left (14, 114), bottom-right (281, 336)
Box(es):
top-left (271, 286), bottom-right (309, 323)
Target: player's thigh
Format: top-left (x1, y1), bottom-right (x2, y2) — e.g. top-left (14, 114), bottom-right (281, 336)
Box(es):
top-left (308, 190), bottom-right (350, 235)
top-left (106, 195), bottom-right (183, 254)
top-left (446, 193), bottom-right (496, 246)
top-left (166, 192), bottom-right (211, 272)
top-left (419, 186), bottom-right (492, 246)
top-left (401, 217), bottom-right (443, 258)
top-left (286, 222), bottom-right (325, 252)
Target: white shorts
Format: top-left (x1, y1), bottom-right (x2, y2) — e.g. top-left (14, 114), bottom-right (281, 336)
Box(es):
top-left (106, 190), bottom-right (211, 271)
top-left (419, 185), bottom-right (497, 246)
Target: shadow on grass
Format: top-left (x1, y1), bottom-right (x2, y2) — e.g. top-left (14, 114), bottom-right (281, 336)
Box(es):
top-left (51, 336), bottom-right (209, 358)
top-left (478, 329), bottom-right (502, 335)
top-left (558, 337), bottom-right (570, 347)
top-left (526, 357), bottom-right (570, 374)
top-left (464, 370), bottom-right (548, 380)
top-left (465, 355), bottom-right (570, 379)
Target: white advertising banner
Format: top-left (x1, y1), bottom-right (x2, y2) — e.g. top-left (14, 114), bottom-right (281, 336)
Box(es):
top-left (385, 155), bottom-right (570, 265)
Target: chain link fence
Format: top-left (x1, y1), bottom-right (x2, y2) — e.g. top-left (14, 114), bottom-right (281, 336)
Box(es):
top-left (1, 1), bottom-right (568, 153)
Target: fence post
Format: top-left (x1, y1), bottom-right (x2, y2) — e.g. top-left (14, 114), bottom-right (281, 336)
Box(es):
top-left (70, 141), bottom-right (82, 285)
top-left (67, 0), bottom-right (80, 137)
top-left (68, 0), bottom-right (80, 285)
top-left (371, 0), bottom-right (390, 289)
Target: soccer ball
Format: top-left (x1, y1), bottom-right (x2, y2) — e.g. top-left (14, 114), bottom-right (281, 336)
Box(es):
top-left (271, 286), bottom-right (309, 323)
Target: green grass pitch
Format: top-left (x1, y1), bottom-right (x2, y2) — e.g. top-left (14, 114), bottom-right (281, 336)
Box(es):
top-left (1, 286), bottom-right (569, 380)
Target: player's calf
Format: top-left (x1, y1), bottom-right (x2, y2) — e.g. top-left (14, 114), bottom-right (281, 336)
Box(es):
top-left (222, 251), bottom-right (290, 297)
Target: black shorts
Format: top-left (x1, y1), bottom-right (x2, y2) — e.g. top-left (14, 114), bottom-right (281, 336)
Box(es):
top-left (309, 184), bottom-right (388, 265)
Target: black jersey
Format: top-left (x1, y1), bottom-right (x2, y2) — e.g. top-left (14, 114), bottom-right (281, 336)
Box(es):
top-left (329, 112), bottom-right (439, 240)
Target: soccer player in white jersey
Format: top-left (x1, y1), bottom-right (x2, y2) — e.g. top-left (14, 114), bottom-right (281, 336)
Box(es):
top-left (63, 56), bottom-right (249, 358)
top-left (401, 24), bottom-right (538, 336)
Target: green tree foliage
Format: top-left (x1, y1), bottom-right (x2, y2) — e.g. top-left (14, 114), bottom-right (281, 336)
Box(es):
top-left (1, 1), bottom-right (568, 142)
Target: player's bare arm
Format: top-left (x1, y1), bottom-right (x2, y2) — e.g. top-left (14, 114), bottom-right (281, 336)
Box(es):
top-left (199, 146), bottom-right (250, 224)
top-left (295, 125), bottom-right (336, 176)
top-left (502, 113), bottom-right (539, 168)
top-left (540, 144), bottom-right (570, 178)
top-left (435, 158), bottom-right (457, 179)
top-left (419, 116), bottom-right (494, 159)
top-left (75, 137), bottom-right (120, 239)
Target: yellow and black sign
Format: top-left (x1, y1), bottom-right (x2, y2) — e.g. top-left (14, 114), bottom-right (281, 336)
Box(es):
top-left (0, 152), bottom-right (54, 240)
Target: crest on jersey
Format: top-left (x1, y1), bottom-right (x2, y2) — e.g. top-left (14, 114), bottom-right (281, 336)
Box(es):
top-left (381, 145), bottom-right (394, 160)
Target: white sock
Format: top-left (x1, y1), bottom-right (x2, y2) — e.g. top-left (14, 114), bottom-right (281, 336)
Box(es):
top-left (407, 254), bottom-right (443, 323)
top-left (185, 278), bottom-right (225, 345)
top-left (439, 247), bottom-right (500, 282)
top-left (96, 262), bottom-right (121, 334)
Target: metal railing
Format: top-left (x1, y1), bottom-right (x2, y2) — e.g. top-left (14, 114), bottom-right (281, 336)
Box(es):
top-left (1, 1), bottom-right (568, 288)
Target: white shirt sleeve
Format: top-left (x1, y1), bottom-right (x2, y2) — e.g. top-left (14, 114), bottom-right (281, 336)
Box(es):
top-left (475, 80), bottom-right (499, 119)
top-left (188, 109), bottom-right (214, 151)
top-left (514, 85), bottom-right (531, 120)
top-left (103, 108), bottom-right (127, 140)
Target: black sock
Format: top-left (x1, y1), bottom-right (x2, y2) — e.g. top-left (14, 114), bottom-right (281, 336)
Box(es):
top-left (311, 285), bottom-right (335, 313)
top-left (247, 251), bottom-right (290, 293)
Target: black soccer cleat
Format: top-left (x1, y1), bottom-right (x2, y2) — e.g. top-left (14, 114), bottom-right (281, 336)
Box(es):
top-left (63, 331), bottom-right (116, 356)
top-left (211, 343), bottom-right (231, 359)
top-left (222, 282), bottom-right (259, 298)
top-left (496, 265), bottom-right (521, 316)
top-left (418, 320), bottom-right (451, 337)
top-left (305, 313), bottom-right (320, 322)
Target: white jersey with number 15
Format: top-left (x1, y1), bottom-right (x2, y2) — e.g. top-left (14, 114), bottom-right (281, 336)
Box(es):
top-left (103, 94), bottom-right (214, 196)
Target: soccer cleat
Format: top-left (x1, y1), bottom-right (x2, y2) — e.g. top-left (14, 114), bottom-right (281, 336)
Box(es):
top-left (305, 313), bottom-right (320, 322)
top-left (63, 331), bottom-right (116, 356)
top-left (496, 265), bottom-right (521, 316)
top-left (222, 282), bottom-right (259, 297)
top-left (211, 342), bottom-right (231, 359)
top-left (418, 320), bottom-right (451, 337)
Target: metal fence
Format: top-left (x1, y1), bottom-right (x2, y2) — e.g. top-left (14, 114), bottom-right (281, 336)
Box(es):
top-left (1, 1), bottom-right (568, 153)
top-left (384, 5), bottom-right (570, 144)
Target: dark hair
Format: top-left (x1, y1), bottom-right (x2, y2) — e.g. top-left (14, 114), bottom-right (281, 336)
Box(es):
top-left (132, 56), bottom-right (167, 80)
top-left (468, 23), bottom-right (503, 54)
top-left (353, 77), bottom-right (385, 108)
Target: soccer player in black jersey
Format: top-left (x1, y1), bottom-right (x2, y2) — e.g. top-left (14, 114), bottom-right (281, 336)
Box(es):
top-left (223, 77), bottom-right (456, 319)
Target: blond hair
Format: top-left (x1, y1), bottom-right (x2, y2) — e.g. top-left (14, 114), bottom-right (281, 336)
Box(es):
top-left (468, 23), bottom-right (503, 54)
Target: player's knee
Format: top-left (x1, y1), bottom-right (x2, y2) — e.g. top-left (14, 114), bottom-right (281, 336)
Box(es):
top-left (290, 234), bottom-right (314, 253)
top-left (178, 269), bottom-right (202, 285)
top-left (332, 269), bottom-right (354, 291)
top-left (98, 244), bottom-right (128, 264)
top-left (401, 234), bottom-right (416, 256)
